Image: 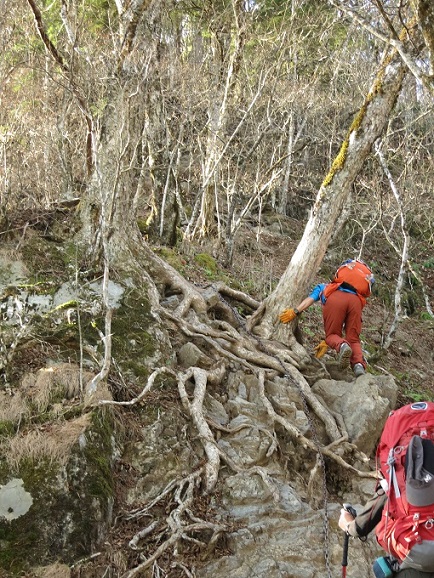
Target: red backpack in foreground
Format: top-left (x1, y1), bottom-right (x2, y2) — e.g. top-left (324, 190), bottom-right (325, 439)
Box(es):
top-left (375, 402), bottom-right (434, 571)
top-left (322, 259), bottom-right (374, 306)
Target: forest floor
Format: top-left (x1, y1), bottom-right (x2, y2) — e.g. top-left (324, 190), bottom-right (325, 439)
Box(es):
top-left (2, 207), bottom-right (433, 578)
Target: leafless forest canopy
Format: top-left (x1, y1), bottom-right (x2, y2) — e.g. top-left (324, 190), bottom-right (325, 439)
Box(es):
top-left (0, 1), bottom-right (432, 279)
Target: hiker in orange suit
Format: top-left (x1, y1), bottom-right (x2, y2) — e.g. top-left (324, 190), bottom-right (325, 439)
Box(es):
top-left (280, 259), bottom-right (375, 378)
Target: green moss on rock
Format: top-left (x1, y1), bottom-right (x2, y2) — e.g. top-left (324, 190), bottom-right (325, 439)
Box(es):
top-left (194, 253), bottom-right (218, 277)
top-left (0, 408), bottom-right (117, 574)
top-left (0, 458), bottom-right (62, 575)
top-left (21, 237), bottom-right (68, 285)
top-left (110, 288), bottom-right (155, 379)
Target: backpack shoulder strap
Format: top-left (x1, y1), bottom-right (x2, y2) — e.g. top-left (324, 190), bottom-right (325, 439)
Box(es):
top-left (321, 281), bottom-right (342, 301)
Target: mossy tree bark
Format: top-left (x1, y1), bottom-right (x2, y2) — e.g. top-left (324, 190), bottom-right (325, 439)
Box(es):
top-left (250, 43), bottom-right (410, 343)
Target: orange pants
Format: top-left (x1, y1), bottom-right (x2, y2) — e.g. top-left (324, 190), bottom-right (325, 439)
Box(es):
top-left (322, 290), bottom-right (365, 367)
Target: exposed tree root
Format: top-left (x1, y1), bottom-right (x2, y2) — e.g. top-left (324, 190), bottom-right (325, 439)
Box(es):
top-left (256, 371), bottom-right (374, 478)
top-left (94, 260), bottom-right (378, 577)
top-left (99, 350), bottom-right (375, 576)
top-left (122, 470), bottom-right (227, 578)
top-left (159, 306), bottom-right (343, 442)
top-left (177, 367), bottom-right (221, 493)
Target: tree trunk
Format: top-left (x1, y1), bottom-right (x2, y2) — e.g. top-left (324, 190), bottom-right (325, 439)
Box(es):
top-left (185, 0), bottom-right (245, 242)
top-left (250, 45), bottom-right (408, 342)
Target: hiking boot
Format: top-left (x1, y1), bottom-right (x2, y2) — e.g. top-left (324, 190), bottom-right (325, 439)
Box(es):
top-left (353, 363), bottom-right (365, 377)
top-left (337, 343), bottom-right (352, 368)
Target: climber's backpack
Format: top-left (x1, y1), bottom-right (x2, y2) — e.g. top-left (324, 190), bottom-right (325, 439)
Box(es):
top-left (322, 259), bottom-right (374, 305)
top-left (375, 402), bottom-right (434, 571)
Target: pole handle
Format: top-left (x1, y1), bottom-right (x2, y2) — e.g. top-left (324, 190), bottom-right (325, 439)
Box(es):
top-left (341, 504), bottom-right (357, 571)
top-left (343, 503), bottom-right (357, 518)
top-left (342, 532), bottom-right (350, 567)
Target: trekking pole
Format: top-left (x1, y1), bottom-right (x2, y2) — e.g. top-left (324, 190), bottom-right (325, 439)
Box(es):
top-left (342, 503), bottom-right (357, 578)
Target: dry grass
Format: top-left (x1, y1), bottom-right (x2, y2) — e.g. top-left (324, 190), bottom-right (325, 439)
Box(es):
top-left (3, 414), bottom-right (90, 469)
top-left (0, 363), bottom-right (98, 469)
top-left (0, 391), bottom-right (29, 423)
top-left (21, 363), bottom-right (94, 412)
top-left (33, 562), bottom-right (71, 577)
